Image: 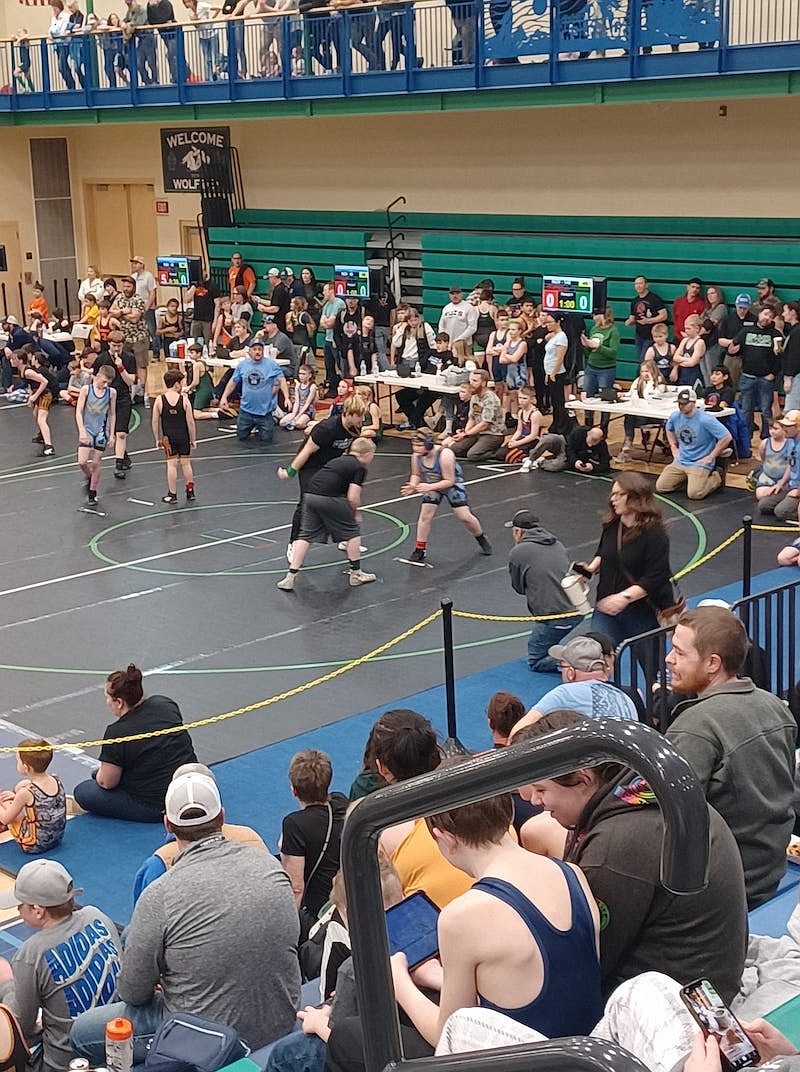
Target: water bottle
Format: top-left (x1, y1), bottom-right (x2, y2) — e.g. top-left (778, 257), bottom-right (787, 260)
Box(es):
top-left (105, 1017), bottom-right (133, 1072)
top-left (359, 360), bottom-right (367, 376)
top-left (414, 360), bottom-right (421, 374)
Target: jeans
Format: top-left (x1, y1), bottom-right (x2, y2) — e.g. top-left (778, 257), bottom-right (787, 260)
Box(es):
top-left (374, 326), bottom-right (391, 366)
top-left (199, 34), bottom-right (221, 80)
top-left (102, 48), bottom-right (118, 86)
top-left (527, 616), bottom-right (583, 673)
top-left (160, 29), bottom-right (178, 82)
top-left (136, 32), bottom-right (158, 85)
top-left (323, 341), bottom-right (340, 388)
top-left (582, 365), bottom-right (616, 429)
top-left (72, 993), bottom-right (166, 1065)
top-left (738, 372), bottom-right (773, 441)
top-left (785, 373), bottom-right (800, 412)
top-left (265, 1030), bottom-right (327, 1072)
top-left (529, 433), bottom-right (567, 471)
top-left (237, 409), bottom-right (275, 443)
top-left (634, 335), bottom-right (651, 363)
top-left (72, 777), bottom-right (164, 823)
top-left (54, 44), bottom-right (75, 90)
top-left (591, 602), bottom-right (660, 683)
top-left (70, 36), bottom-right (86, 88)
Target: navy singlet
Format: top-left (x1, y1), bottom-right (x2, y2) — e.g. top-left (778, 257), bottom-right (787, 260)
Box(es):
top-left (472, 861), bottom-right (603, 1037)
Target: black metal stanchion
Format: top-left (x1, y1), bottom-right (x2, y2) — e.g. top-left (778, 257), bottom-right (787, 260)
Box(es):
top-left (742, 515), bottom-right (753, 599)
top-left (440, 598), bottom-right (468, 756)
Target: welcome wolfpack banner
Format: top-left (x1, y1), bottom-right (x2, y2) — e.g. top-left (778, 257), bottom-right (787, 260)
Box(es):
top-left (161, 127), bottom-right (232, 193)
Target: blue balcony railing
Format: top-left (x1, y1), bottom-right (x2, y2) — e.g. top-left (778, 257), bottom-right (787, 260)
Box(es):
top-left (1, 0), bottom-right (799, 112)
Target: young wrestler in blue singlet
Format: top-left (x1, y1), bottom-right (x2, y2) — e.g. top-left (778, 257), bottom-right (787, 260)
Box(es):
top-left (75, 364), bottom-right (116, 505)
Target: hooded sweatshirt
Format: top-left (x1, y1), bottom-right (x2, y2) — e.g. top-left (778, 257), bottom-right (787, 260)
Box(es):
top-left (508, 526), bottom-right (577, 617)
top-left (564, 769), bottom-right (747, 1003)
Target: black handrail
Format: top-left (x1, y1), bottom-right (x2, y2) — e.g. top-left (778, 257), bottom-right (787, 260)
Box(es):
top-left (342, 718), bottom-right (709, 1072)
top-left (407, 1038), bottom-right (650, 1072)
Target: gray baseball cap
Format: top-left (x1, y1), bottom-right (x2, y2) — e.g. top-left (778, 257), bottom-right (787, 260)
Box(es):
top-left (0, 859), bottom-right (83, 909)
top-left (547, 636), bottom-right (607, 672)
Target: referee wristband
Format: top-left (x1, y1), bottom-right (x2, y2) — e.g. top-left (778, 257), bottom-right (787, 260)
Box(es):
top-left (286, 465), bottom-right (297, 478)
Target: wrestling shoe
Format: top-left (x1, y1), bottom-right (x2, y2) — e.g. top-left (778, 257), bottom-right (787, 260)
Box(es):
top-left (477, 534), bottom-right (493, 555)
top-left (87, 490), bottom-right (98, 506)
top-left (349, 569), bottom-right (377, 587)
top-left (40, 446), bottom-right (55, 457)
top-left (277, 572), bottom-right (296, 591)
top-left (409, 547), bottom-right (426, 563)
top-left (520, 458), bottom-right (532, 473)
top-left (286, 541), bottom-right (294, 564)
top-left (32, 432), bottom-right (44, 443)
top-left (186, 487), bottom-right (196, 502)
top-left (339, 541), bottom-right (367, 552)
top-left (161, 493), bottom-right (178, 504)
top-left (122, 453), bottom-right (133, 469)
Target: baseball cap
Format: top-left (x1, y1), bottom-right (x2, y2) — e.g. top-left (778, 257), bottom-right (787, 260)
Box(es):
top-left (0, 860), bottom-right (83, 909)
top-left (283, 267), bottom-right (294, 276)
top-left (120, 275), bottom-right (136, 286)
top-left (504, 509), bottom-right (539, 529)
top-left (735, 293), bottom-right (752, 308)
top-left (582, 631), bottom-right (615, 656)
top-left (130, 256), bottom-right (144, 265)
top-left (697, 598), bottom-right (732, 610)
top-left (267, 268), bottom-right (280, 278)
top-left (677, 388), bottom-right (695, 404)
top-left (261, 315), bottom-right (275, 324)
top-left (757, 278), bottom-right (774, 288)
top-left (4, 315), bottom-right (18, 326)
top-left (688, 277), bottom-right (703, 286)
top-left (449, 286), bottom-right (463, 294)
top-left (165, 772), bottom-right (222, 827)
top-left (187, 342), bottom-right (203, 352)
top-left (779, 410), bottom-right (800, 428)
top-left (547, 636), bottom-right (607, 672)
top-left (249, 338), bottom-right (265, 347)
top-left (173, 762), bottom-right (215, 780)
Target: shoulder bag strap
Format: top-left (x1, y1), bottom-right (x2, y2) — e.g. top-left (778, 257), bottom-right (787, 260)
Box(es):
top-left (301, 803), bottom-right (333, 909)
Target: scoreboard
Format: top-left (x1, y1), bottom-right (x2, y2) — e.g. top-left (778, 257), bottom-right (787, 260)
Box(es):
top-left (156, 255), bottom-right (201, 288)
top-left (334, 265), bottom-right (370, 299)
top-left (541, 275), bottom-right (594, 314)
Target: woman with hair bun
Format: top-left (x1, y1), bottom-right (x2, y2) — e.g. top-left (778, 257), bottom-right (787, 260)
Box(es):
top-left (72, 664), bottom-right (197, 822)
top-left (370, 709), bottom-right (473, 909)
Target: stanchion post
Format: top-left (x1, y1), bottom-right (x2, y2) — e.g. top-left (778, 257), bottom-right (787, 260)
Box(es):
top-left (441, 598), bottom-right (466, 755)
top-left (742, 515), bottom-right (753, 599)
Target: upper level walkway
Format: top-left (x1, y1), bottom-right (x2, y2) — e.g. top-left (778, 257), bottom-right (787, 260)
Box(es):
top-left (1, 0), bottom-right (799, 116)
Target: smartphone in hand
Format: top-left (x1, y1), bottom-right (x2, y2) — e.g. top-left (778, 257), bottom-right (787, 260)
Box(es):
top-left (680, 979), bottom-right (759, 1072)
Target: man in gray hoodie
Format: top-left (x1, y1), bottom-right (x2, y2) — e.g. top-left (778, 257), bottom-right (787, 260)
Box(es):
top-left (71, 772), bottom-right (301, 1061)
top-left (507, 509), bottom-right (583, 673)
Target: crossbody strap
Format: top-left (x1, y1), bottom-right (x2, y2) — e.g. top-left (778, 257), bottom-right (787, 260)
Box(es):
top-left (302, 803), bottom-right (333, 908)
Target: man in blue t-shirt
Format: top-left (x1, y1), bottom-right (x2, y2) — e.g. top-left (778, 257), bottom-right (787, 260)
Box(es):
top-left (522, 636), bottom-right (639, 723)
top-left (655, 387), bottom-right (732, 500)
top-left (218, 339), bottom-right (290, 444)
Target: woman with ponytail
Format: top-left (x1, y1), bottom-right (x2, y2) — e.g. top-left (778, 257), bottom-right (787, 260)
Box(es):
top-left (73, 664), bottom-right (197, 822)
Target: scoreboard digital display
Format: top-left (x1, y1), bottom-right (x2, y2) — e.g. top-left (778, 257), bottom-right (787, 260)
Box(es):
top-left (156, 255), bottom-right (201, 288)
top-left (334, 264), bottom-right (370, 299)
top-left (542, 275), bottom-right (594, 314)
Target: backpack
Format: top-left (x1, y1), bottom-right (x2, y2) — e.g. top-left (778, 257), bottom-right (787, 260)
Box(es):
top-left (142, 1012), bottom-right (247, 1072)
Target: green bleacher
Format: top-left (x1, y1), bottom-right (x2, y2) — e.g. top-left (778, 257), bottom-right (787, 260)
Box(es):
top-left (208, 211), bottom-right (800, 380)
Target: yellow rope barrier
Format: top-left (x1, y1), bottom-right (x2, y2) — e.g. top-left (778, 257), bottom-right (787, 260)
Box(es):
top-left (752, 525), bottom-right (800, 533)
top-left (3, 609), bottom-right (443, 754)
top-left (11, 521), bottom-right (796, 754)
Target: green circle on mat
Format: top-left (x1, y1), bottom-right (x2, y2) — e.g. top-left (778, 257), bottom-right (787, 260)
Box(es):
top-left (88, 502), bottom-right (409, 577)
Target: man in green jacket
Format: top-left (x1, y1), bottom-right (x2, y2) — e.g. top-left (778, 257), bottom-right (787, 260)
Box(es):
top-left (666, 606), bottom-right (796, 909)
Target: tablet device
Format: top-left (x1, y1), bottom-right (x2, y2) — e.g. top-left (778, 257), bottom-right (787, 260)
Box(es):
top-left (385, 891), bottom-right (440, 970)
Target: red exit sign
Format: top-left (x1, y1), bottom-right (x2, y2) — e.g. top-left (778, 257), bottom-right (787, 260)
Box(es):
top-left (155, 200), bottom-right (170, 215)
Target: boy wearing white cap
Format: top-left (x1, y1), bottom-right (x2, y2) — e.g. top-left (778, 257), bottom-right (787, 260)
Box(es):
top-left (0, 860), bottom-right (122, 1072)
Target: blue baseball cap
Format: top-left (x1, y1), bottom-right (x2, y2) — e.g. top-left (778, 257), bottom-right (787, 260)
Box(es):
top-left (735, 293), bottom-right (752, 307)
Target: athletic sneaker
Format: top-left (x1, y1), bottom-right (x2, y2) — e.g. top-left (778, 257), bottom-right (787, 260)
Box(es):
top-left (477, 534), bottom-right (493, 555)
top-left (520, 458), bottom-right (532, 473)
top-left (144, 396), bottom-right (151, 410)
top-left (286, 541), bottom-right (294, 564)
top-left (277, 572), bottom-right (296, 591)
top-left (615, 449), bottom-right (631, 463)
top-left (87, 490), bottom-right (97, 505)
top-left (530, 458), bottom-right (543, 470)
top-left (409, 547), bottom-right (426, 563)
top-left (186, 488), bottom-right (196, 502)
top-left (114, 466), bottom-right (126, 480)
top-left (161, 493), bottom-right (178, 504)
top-left (32, 432), bottom-right (44, 444)
top-left (349, 569), bottom-right (377, 587)
top-left (339, 541), bottom-right (367, 552)
top-left (40, 446), bottom-right (55, 457)
top-left (122, 454), bottom-right (133, 470)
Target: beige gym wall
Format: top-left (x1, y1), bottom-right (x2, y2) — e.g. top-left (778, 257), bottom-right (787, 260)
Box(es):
top-left (5, 93), bottom-right (800, 299)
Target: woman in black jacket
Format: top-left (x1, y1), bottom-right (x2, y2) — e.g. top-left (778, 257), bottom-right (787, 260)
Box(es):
top-left (579, 471), bottom-right (675, 648)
